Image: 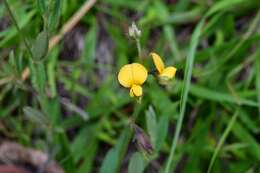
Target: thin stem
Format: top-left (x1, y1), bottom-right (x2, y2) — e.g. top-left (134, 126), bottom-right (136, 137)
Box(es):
top-left (136, 38), bottom-right (142, 61)
top-left (4, 0), bottom-right (34, 59)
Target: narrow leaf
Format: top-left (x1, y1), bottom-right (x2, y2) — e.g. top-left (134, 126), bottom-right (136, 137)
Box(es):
top-left (128, 152), bottom-right (146, 173)
top-left (48, 0), bottom-right (61, 31)
top-left (32, 31), bottom-right (48, 60)
top-left (37, 0), bottom-right (47, 14)
top-left (145, 105), bottom-right (157, 147)
top-left (23, 106), bottom-right (49, 128)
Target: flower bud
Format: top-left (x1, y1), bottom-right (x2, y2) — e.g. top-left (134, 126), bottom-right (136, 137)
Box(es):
top-left (129, 22), bottom-right (141, 39)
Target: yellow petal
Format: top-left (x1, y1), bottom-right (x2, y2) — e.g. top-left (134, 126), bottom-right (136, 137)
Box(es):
top-left (131, 63), bottom-right (148, 85)
top-left (160, 66), bottom-right (177, 79)
top-left (150, 52), bottom-right (165, 74)
top-left (118, 63), bottom-right (148, 88)
top-left (130, 84), bottom-right (142, 97)
top-left (118, 64), bottom-right (133, 88)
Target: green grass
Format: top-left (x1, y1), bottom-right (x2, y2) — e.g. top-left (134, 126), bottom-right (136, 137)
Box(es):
top-left (164, 17), bottom-right (206, 173)
top-left (1, 0), bottom-right (260, 173)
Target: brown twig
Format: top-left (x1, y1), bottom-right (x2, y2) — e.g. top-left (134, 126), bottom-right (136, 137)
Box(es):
top-left (48, 0), bottom-right (97, 50)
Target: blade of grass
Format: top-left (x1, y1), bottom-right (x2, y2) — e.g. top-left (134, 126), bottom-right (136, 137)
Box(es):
top-left (3, 0), bottom-right (34, 59)
top-left (206, 0), bottom-right (245, 17)
top-left (164, 7), bottom-right (203, 25)
top-left (164, 18), bottom-right (205, 173)
top-left (207, 110), bottom-right (239, 173)
top-left (225, 54), bottom-right (255, 106)
top-left (231, 120), bottom-right (260, 161)
top-left (205, 9), bottom-right (260, 75)
top-left (189, 84), bottom-right (258, 107)
top-left (163, 25), bottom-right (181, 61)
top-left (256, 49), bottom-right (260, 116)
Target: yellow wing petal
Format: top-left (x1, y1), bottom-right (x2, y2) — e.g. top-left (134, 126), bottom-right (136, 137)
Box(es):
top-left (161, 66), bottom-right (177, 79)
top-left (130, 84), bottom-right (142, 97)
top-left (150, 52), bottom-right (165, 74)
top-left (131, 63), bottom-right (148, 85)
top-left (118, 64), bottom-right (133, 88)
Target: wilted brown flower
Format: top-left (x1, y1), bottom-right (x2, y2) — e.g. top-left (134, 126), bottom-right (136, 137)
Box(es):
top-left (132, 124), bottom-right (153, 155)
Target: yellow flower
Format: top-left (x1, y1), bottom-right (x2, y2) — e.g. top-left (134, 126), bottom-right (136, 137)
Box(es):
top-left (118, 63), bottom-right (148, 97)
top-left (150, 52), bottom-right (177, 80)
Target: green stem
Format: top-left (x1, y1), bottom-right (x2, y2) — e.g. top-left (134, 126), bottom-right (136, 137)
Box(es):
top-left (136, 38), bottom-right (142, 61)
top-left (164, 19), bottom-right (205, 173)
top-left (4, 0), bottom-right (34, 59)
top-left (116, 101), bottom-right (143, 172)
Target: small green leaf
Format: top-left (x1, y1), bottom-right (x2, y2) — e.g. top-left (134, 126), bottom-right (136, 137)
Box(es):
top-left (145, 105), bottom-right (157, 147)
top-left (128, 152), bottom-right (146, 173)
top-left (23, 106), bottom-right (49, 128)
top-left (100, 149), bottom-right (117, 173)
top-left (29, 61), bottom-right (46, 94)
top-left (60, 97), bottom-right (89, 120)
top-left (155, 115), bottom-right (169, 151)
top-left (100, 129), bottom-right (131, 173)
top-left (32, 31), bottom-right (48, 60)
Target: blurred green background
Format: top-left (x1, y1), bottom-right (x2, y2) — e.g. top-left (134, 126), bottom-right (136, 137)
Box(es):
top-left (0, 0), bottom-right (260, 173)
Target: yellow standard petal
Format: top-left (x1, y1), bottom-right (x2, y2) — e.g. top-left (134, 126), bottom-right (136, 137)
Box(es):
top-left (150, 52), bottom-right (165, 74)
top-left (160, 66), bottom-right (177, 79)
top-left (118, 64), bottom-right (133, 88)
top-left (130, 84), bottom-right (143, 97)
top-left (131, 63), bottom-right (148, 85)
top-left (118, 63), bottom-right (148, 88)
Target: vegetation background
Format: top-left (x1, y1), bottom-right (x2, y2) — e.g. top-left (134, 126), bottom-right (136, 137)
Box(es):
top-left (0, 0), bottom-right (260, 173)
